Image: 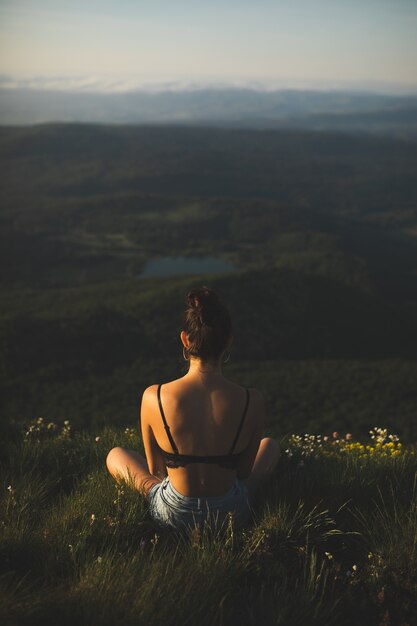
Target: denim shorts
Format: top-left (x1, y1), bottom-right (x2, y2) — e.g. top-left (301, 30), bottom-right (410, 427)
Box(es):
top-left (148, 476), bottom-right (252, 533)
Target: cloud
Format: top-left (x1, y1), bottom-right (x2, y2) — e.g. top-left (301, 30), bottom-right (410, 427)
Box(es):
top-left (1, 74), bottom-right (417, 96)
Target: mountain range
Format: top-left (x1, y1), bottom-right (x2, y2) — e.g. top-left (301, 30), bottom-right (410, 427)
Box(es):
top-left (1, 85), bottom-right (417, 136)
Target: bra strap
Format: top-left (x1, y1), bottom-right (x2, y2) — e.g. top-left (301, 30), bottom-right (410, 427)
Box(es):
top-left (228, 387), bottom-right (250, 454)
top-left (157, 384), bottom-right (179, 455)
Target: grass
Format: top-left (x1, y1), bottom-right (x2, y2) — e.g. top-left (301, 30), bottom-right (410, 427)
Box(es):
top-left (1, 421), bottom-right (416, 626)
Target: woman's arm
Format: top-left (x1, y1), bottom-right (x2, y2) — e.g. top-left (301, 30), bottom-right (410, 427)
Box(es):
top-left (140, 385), bottom-right (168, 480)
top-left (236, 388), bottom-right (265, 480)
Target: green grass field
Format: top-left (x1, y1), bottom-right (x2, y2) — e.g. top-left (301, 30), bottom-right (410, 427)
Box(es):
top-left (1, 420), bottom-right (416, 626)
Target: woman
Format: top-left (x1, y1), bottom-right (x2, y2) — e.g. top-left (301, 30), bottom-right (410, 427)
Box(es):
top-left (106, 286), bottom-right (280, 533)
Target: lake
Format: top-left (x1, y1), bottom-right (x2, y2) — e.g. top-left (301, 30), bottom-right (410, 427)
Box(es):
top-left (140, 256), bottom-right (236, 278)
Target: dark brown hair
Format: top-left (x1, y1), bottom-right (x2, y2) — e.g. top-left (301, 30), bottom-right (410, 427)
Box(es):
top-left (183, 286), bottom-right (232, 361)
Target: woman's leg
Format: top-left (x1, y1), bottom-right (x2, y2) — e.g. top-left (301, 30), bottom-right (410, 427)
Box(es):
top-left (106, 447), bottom-right (162, 497)
top-left (242, 437), bottom-right (280, 500)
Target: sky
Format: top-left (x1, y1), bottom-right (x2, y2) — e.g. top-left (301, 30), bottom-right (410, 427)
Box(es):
top-left (1, 0), bottom-right (417, 93)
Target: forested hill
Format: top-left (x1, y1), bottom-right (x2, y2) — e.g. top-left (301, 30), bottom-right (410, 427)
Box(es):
top-left (1, 124), bottom-right (417, 440)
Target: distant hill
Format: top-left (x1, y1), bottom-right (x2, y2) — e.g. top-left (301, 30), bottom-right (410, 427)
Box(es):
top-left (1, 88), bottom-right (417, 137)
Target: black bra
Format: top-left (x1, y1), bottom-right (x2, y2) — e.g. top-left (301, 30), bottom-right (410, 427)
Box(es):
top-left (156, 384), bottom-right (250, 469)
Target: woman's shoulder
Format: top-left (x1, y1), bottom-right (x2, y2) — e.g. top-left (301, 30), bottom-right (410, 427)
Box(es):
top-left (247, 386), bottom-right (263, 398)
top-left (229, 382), bottom-right (263, 400)
top-left (245, 387), bottom-right (264, 412)
top-left (141, 379), bottom-right (180, 402)
top-left (141, 383), bottom-right (159, 398)
top-left (141, 383), bottom-right (168, 411)
top-left (221, 382), bottom-right (264, 413)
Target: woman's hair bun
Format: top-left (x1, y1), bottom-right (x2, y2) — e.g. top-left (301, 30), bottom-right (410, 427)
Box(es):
top-left (187, 286), bottom-right (216, 305)
top-left (187, 286), bottom-right (219, 324)
top-left (183, 286), bottom-right (232, 360)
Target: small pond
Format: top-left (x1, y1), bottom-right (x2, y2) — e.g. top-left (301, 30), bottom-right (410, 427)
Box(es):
top-left (140, 256), bottom-right (236, 278)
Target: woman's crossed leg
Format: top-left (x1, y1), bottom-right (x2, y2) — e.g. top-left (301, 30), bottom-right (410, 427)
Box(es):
top-left (106, 447), bottom-right (162, 498)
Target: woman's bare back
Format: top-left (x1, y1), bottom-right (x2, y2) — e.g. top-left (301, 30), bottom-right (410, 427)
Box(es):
top-left (144, 376), bottom-right (263, 496)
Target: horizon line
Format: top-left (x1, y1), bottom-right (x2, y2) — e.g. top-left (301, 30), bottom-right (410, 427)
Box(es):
top-left (1, 73), bottom-right (417, 97)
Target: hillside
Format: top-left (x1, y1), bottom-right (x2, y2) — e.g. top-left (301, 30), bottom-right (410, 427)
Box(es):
top-left (1, 421), bottom-right (416, 625)
top-left (1, 124), bottom-right (417, 439)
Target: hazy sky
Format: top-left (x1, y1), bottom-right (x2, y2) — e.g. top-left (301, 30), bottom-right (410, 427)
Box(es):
top-left (1, 0), bottom-right (417, 91)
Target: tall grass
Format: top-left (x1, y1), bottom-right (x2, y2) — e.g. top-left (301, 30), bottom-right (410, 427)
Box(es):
top-left (1, 421), bottom-right (416, 626)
